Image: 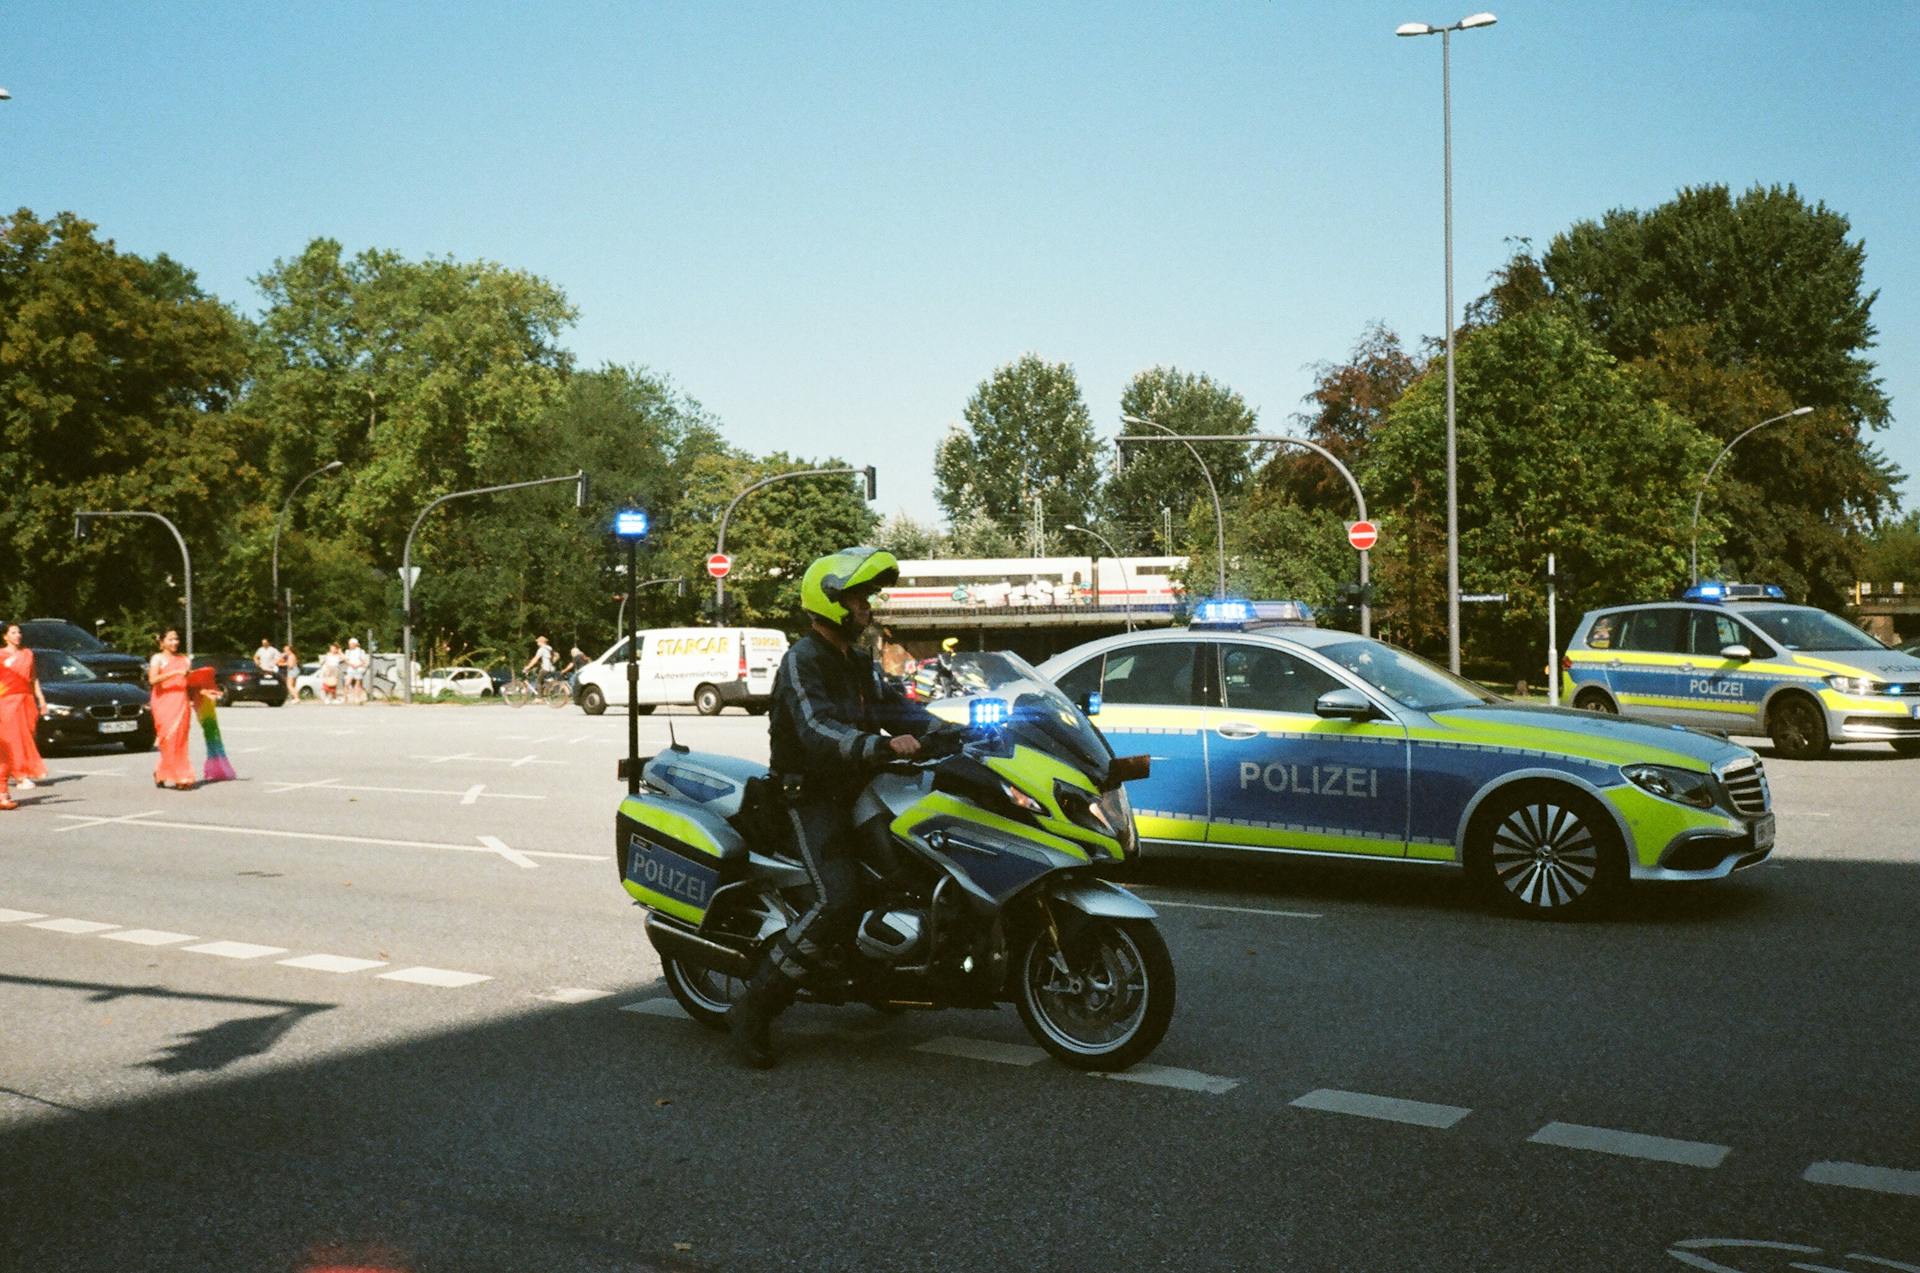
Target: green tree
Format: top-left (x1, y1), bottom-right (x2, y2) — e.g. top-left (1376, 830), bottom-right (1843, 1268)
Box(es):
top-left (1104, 367), bottom-right (1256, 554)
top-left (1540, 183), bottom-right (1901, 604)
top-left (1858, 511), bottom-right (1920, 586)
top-left (934, 354), bottom-right (1102, 552)
top-left (1364, 306), bottom-right (1719, 675)
top-left (1273, 323), bottom-right (1421, 513)
top-left (0, 209), bottom-right (259, 646)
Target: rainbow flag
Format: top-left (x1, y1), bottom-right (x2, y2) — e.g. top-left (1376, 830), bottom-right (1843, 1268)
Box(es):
top-left (195, 692), bottom-right (237, 783)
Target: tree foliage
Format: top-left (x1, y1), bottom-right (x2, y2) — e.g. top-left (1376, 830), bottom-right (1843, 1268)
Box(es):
top-left (1103, 367), bottom-right (1256, 554)
top-left (1274, 323), bottom-right (1421, 513)
top-left (933, 354), bottom-right (1102, 554)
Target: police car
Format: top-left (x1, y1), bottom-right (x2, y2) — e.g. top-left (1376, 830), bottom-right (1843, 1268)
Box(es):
top-left (1036, 601), bottom-right (1773, 919)
top-left (1562, 582), bottom-right (1920, 760)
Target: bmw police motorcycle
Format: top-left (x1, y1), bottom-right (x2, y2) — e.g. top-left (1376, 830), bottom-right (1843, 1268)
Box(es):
top-left (613, 651), bottom-right (1174, 1071)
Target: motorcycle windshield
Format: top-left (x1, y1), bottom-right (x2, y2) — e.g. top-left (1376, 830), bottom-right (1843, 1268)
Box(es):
top-left (946, 651), bottom-right (1113, 776)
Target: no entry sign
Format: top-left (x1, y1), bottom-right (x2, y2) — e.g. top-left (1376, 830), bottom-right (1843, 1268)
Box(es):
top-left (1346, 520), bottom-right (1379, 551)
top-left (706, 553), bottom-right (733, 579)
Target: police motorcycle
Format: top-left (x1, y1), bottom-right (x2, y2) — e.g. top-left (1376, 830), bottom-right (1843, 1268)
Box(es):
top-left (613, 651), bottom-right (1174, 1071)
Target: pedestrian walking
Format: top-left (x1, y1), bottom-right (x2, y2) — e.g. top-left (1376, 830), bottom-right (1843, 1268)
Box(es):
top-left (148, 629), bottom-right (195, 790)
top-left (0, 621), bottom-right (50, 807)
top-left (278, 642), bottom-right (300, 700)
top-left (319, 643), bottom-right (343, 704)
top-left (342, 637), bottom-right (370, 705)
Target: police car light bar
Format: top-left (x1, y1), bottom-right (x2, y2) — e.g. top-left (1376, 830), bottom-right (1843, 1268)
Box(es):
top-left (1191, 599), bottom-right (1315, 629)
top-left (970, 697), bottom-right (1010, 729)
top-left (1683, 581), bottom-right (1786, 603)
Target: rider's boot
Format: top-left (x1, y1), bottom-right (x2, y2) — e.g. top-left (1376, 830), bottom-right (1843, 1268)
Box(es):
top-left (727, 950), bottom-right (799, 1070)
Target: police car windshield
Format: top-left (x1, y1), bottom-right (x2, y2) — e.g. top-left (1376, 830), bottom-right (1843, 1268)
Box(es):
top-left (1739, 608), bottom-right (1886, 652)
top-left (1315, 639), bottom-right (1501, 711)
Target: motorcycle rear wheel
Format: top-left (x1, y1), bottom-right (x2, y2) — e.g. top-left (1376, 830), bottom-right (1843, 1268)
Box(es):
top-left (1014, 917), bottom-right (1174, 1072)
top-left (661, 956), bottom-right (740, 1031)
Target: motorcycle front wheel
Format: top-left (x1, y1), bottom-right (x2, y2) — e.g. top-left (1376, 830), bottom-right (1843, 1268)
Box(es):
top-left (1013, 917), bottom-right (1174, 1072)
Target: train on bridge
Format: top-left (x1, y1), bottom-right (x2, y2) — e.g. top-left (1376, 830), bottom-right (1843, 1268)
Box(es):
top-left (876, 555), bottom-right (1188, 615)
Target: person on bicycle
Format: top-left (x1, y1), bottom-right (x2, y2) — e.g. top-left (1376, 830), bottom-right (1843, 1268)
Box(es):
top-left (727, 546), bottom-right (938, 1069)
top-left (523, 636), bottom-right (558, 688)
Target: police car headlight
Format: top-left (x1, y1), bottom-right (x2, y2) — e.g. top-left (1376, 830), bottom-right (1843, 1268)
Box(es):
top-left (1824, 674), bottom-right (1879, 696)
top-left (1623, 764), bottom-right (1715, 809)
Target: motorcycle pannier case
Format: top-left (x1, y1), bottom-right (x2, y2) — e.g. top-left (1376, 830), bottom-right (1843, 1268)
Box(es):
top-left (615, 794), bottom-right (746, 926)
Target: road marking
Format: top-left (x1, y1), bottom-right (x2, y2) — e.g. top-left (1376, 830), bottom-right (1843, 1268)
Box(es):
top-left (510, 754), bottom-right (539, 768)
top-left (53, 808), bottom-right (166, 834)
top-left (278, 954), bottom-right (388, 973)
top-left (231, 746), bottom-right (268, 754)
top-left (1528, 1121), bottom-right (1728, 1168)
top-left (1146, 898), bottom-right (1323, 920)
top-left (538, 987), bottom-right (617, 1004)
top-left (1291, 1088), bottom-right (1472, 1129)
top-left (914, 1037), bottom-right (1046, 1066)
top-left (262, 778), bottom-right (343, 793)
top-left (27, 918), bottom-right (121, 935)
top-left (379, 966), bottom-right (491, 988)
top-left (264, 778), bottom-right (543, 802)
top-left (477, 835), bottom-right (537, 869)
top-left (52, 812), bottom-right (599, 864)
top-left (1802, 1160), bottom-right (1920, 1197)
top-left (99, 928), bottom-right (197, 946)
top-left (461, 783), bottom-right (485, 805)
top-left (0, 908), bottom-right (49, 923)
top-left (1092, 1063), bottom-right (1242, 1095)
top-left (185, 940), bottom-right (289, 959)
top-left (411, 752), bottom-right (563, 767)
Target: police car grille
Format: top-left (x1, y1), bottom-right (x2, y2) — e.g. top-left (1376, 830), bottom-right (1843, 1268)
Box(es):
top-left (1719, 759), bottom-right (1769, 816)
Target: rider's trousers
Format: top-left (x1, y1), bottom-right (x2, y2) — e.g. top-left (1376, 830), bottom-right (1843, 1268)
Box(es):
top-left (767, 798), bottom-right (862, 986)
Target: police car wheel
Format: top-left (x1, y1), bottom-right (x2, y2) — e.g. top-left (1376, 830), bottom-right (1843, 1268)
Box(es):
top-left (1767, 693), bottom-right (1830, 760)
top-left (1468, 785), bottom-right (1620, 920)
top-left (1573, 689), bottom-right (1617, 714)
top-left (694, 684), bottom-right (723, 716)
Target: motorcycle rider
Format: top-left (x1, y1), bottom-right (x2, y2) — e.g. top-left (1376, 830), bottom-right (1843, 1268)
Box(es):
top-left (727, 545), bottom-right (938, 1068)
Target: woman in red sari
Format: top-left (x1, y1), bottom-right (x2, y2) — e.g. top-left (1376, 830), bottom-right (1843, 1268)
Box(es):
top-left (0, 621), bottom-right (51, 808)
top-left (148, 628), bottom-right (196, 790)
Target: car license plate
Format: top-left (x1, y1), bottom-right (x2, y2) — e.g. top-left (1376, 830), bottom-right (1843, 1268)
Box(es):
top-left (100, 720), bottom-right (137, 734)
top-left (1751, 812), bottom-right (1775, 852)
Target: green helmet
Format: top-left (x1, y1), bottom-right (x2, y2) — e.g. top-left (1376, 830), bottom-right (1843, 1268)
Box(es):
top-left (801, 546), bottom-right (900, 628)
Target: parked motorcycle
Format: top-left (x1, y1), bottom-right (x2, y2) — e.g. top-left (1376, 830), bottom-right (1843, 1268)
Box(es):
top-left (613, 651), bottom-right (1173, 1070)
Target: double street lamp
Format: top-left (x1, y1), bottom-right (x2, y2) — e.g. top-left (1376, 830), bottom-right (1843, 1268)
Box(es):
top-left (1398, 10), bottom-right (1497, 673)
top-left (1117, 414), bottom-right (1228, 599)
top-left (73, 510), bottom-right (194, 654)
top-left (1689, 406), bottom-right (1813, 583)
top-left (1062, 524), bottom-right (1134, 632)
top-left (713, 465), bottom-right (877, 623)
top-left (271, 459), bottom-right (344, 648)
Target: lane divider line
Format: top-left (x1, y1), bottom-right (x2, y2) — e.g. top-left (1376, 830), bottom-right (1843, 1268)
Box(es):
top-left (1802, 1161), bottom-right (1920, 1198)
top-left (185, 940), bottom-right (289, 959)
top-left (1291, 1088), bottom-right (1472, 1129)
top-left (277, 954), bottom-right (389, 974)
top-left (26, 918), bottom-right (121, 935)
top-left (1528, 1121), bottom-right (1729, 1169)
top-left (537, 987), bottom-right (617, 1004)
top-left (1146, 898), bottom-right (1323, 920)
top-left (53, 809), bottom-right (166, 834)
top-left (0, 909), bottom-right (50, 923)
top-left (1092, 1063), bottom-right (1243, 1095)
top-left (99, 929), bottom-right (198, 946)
top-left (50, 812), bottom-right (599, 863)
top-left (379, 967), bottom-right (492, 988)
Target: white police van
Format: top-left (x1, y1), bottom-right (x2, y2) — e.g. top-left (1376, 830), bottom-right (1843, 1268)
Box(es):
top-left (1562, 582), bottom-right (1920, 759)
top-left (575, 627), bottom-right (788, 717)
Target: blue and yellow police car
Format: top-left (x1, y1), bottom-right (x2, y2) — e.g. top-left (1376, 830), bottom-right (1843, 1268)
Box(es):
top-left (1036, 601), bottom-right (1773, 919)
top-left (1562, 582), bottom-right (1920, 760)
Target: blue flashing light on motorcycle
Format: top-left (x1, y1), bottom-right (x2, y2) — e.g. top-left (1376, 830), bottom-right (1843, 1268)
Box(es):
top-left (970, 696), bottom-right (1010, 729)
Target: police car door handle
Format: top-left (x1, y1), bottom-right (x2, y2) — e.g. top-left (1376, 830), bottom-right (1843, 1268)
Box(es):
top-left (1606, 658), bottom-right (1624, 670)
top-left (1216, 721), bottom-right (1261, 740)
top-left (1679, 662), bottom-right (1697, 673)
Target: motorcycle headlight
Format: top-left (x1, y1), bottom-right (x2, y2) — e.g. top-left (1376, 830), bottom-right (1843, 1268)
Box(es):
top-left (1824, 674), bottom-right (1878, 696)
top-left (1623, 763), bottom-right (1715, 809)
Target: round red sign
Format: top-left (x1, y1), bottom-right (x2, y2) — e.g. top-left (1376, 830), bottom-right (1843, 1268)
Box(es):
top-left (1347, 521), bottom-right (1379, 551)
top-left (706, 553), bottom-right (732, 579)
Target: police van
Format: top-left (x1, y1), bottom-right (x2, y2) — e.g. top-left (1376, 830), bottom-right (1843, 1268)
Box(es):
top-left (1562, 582), bottom-right (1920, 759)
top-left (575, 627), bottom-right (788, 717)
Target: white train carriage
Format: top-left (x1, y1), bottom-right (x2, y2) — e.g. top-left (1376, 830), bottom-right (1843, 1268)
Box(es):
top-left (879, 556), bottom-right (1187, 612)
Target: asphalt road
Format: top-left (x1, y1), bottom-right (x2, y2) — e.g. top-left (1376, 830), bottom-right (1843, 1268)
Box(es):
top-left (2, 699), bottom-right (1917, 1272)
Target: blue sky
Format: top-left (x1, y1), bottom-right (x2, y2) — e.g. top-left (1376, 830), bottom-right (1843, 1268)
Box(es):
top-left (5, 2), bottom-right (1915, 529)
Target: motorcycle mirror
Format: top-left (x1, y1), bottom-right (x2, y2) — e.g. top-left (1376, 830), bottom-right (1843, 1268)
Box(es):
top-left (1105, 754), bottom-right (1151, 787)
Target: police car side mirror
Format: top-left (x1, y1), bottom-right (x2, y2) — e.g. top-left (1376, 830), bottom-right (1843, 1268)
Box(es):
top-left (1314, 688), bottom-right (1378, 721)
top-left (1719, 644), bottom-right (1753, 662)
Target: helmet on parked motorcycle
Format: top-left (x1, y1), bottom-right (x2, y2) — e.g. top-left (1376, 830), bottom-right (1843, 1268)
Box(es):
top-left (801, 547), bottom-right (900, 630)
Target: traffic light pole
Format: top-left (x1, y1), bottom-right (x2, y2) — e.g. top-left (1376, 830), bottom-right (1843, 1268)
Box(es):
top-left (713, 465), bottom-right (876, 624)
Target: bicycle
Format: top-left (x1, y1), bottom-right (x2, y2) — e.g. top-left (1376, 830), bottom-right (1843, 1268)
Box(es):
top-left (505, 668), bottom-right (572, 709)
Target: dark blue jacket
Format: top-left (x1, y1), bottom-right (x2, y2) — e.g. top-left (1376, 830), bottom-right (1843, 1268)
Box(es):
top-left (769, 631), bottom-right (936, 797)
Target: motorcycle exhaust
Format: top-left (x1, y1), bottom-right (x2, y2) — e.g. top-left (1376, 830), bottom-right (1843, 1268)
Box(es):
top-left (643, 911), bottom-right (753, 979)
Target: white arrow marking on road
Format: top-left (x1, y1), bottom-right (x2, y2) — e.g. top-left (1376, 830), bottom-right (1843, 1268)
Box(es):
top-left (477, 834), bottom-right (537, 869)
top-left (54, 808), bottom-right (167, 834)
top-left (461, 784), bottom-right (485, 805)
top-left (509, 755), bottom-right (538, 768)
top-left (51, 813), bottom-right (599, 864)
top-left (263, 778), bottom-right (343, 793)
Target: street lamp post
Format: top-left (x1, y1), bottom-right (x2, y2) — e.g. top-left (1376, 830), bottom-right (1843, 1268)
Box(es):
top-left (714, 465), bottom-right (877, 624)
top-left (401, 471), bottom-right (589, 703)
top-left (616, 576), bottom-right (686, 636)
top-left (74, 511), bottom-right (194, 654)
top-left (1690, 406), bottom-right (1813, 583)
top-left (1118, 415), bottom-right (1228, 599)
top-left (1124, 433), bottom-right (1373, 636)
top-left (1398, 10), bottom-right (1496, 673)
top-left (271, 459), bottom-right (344, 648)
top-left (1063, 524), bottom-right (1134, 632)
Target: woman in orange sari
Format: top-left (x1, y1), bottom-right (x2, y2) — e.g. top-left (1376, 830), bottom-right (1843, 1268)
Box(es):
top-left (148, 628), bottom-right (196, 790)
top-left (0, 621), bottom-right (51, 808)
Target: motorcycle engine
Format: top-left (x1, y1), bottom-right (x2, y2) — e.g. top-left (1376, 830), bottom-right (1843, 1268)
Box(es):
top-left (855, 908), bottom-right (926, 963)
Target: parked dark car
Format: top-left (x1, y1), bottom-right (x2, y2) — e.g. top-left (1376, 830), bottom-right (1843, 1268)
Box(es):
top-left (35, 648), bottom-right (154, 753)
top-left (190, 655), bottom-right (289, 706)
top-left (19, 619), bottom-right (148, 686)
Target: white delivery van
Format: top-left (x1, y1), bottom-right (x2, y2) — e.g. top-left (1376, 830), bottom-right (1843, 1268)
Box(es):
top-left (575, 627), bottom-right (789, 716)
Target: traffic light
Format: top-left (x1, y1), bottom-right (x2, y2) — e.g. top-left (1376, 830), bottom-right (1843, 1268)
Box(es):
top-left (863, 466), bottom-right (878, 501)
top-left (576, 471), bottom-right (592, 509)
